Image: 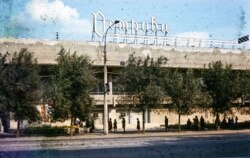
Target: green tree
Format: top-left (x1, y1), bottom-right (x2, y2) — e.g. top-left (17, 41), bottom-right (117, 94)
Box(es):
top-left (117, 54), bottom-right (167, 133)
top-left (165, 69), bottom-right (210, 131)
top-left (202, 61), bottom-right (239, 128)
top-left (1, 49), bottom-right (41, 137)
top-left (51, 48), bottom-right (96, 135)
top-left (238, 71), bottom-right (250, 100)
top-left (0, 53), bottom-right (10, 133)
top-left (235, 70), bottom-right (250, 114)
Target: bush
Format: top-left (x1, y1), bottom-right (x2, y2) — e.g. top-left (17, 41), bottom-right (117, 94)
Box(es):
top-left (168, 123), bottom-right (225, 131)
top-left (23, 125), bottom-right (68, 136)
top-left (168, 121), bottom-right (250, 131)
top-left (220, 121), bottom-right (250, 130)
top-left (237, 121), bottom-right (250, 129)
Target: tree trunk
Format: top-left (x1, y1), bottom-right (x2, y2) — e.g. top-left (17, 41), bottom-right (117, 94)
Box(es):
top-left (142, 110), bottom-right (145, 133)
top-left (70, 116), bottom-right (74, 136)
top-left (1, 111), bottom-right (10, 133)
top-left (178, 114), bottom-right (181, 132)
top-left (215, 112), bottom-right (220, 130)
top-left (73, 117), bottom-right (76, 126)
top-left (16, 120), bottom-right (20, 137)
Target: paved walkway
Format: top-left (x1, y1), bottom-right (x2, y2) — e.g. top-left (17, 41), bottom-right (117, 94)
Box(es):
top-left (1, 130), bottom-right (250, 158)
top-left (1, 129), bottom-right (250, 142)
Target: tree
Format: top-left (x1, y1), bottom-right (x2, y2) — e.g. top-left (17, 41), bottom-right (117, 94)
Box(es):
top-left (202, 61), bottom-right (239, 128)
top-left (164, 69), bottom-right (210, 131)
top-left (117, 54), bottom-right (167, 133)
top-left (1, 49), bottom-right (41, 137)
top-left (50, 48), bottom-right (96, 135)
top-left (0, 53), bottom-right (10, 133)
top-left (234, 70), bottom-right (250, 114)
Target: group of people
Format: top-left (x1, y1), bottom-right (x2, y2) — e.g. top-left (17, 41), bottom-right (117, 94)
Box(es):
top-left (221, 116), bottom-right (238, 129)
top-left (108, 115), bottom-right (240, 133)
top-left (78, 115), bottom-right (240, 134)
top-left (109, 118), bottom-right (126, 133)
top-left (109, 118), bottom-right (141, 133)
top-left (165, 115), bottom-right (206, 131)
top-left (186, 116), bottom-right (206, 130)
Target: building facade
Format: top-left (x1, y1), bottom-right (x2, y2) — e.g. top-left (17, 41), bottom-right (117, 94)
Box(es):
top-left (1, 38), bottom-right (250, 130)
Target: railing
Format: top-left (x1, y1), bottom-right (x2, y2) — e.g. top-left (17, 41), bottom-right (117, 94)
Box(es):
top-left (103, 34), bottom-right (250, 50)
top-left (90, 92), bottom-right (135, 95)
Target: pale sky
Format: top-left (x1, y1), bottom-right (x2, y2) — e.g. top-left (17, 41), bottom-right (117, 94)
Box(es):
top-left (0, 0), bottom-right (249, 42)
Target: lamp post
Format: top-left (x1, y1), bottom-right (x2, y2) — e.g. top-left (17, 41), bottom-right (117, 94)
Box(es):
top-left (103, 20), bottom-right (120, 135)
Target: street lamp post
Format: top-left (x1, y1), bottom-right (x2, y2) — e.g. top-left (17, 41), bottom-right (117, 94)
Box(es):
top-left (103, 20), bottom-right (120, 135)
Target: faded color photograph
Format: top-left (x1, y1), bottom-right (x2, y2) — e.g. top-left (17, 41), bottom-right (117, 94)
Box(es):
top-left (0, 0), bottom-right (250, 157)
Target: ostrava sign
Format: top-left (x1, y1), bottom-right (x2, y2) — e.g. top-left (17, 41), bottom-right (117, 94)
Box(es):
top-left (91, 11), bottom-right (250, 50)
top-left (92, 11), bottom-right (168, 38)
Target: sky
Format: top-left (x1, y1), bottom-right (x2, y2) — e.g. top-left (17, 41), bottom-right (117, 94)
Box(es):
top-left (0, 0), bottom-right (249, 42)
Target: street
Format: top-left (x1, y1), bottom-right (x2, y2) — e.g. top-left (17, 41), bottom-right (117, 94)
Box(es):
top-left (0, 132), bottom-right (250, 158)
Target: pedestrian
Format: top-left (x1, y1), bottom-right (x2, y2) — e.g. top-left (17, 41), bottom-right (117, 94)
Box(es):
top-left (228, 117), bottom-right (231, 126)
top-left (187, 118), bottom-right (192, 130)
top-left (165, 116), bottom-right (169, 131)
top-left (122, 118), bottom-right (126, 133)
top-left (109, 118), bottom-right (112, 132)
top-left (215, 114), bottom-right (221, 130)
top-left (193, 116), bottom-right (199, 130)
top-left (231, 117), bottom-right (235, 129)
top-left (137, 118), bottom-right (140, 133)
top-left (235, 116), bottom-right (238, 129)
top-left (113, 119), bottom-right (117, 132)
top-left (222, 117), bottom-right (227, 129)
top-left (200, 116), bottom-right (205, 130)
top-left (88, 118), bottom-right (94, 133)
top-left (229, 117), bottom-right (234, 129)
top-left (75, 118), bottom-right (80, 126)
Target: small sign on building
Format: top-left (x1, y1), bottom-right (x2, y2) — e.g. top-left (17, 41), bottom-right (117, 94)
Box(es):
top-left (238, 35), bottom-right (249, 44)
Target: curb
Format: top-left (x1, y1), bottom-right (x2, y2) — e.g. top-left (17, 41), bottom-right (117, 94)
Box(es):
top-left (0, 129), bottom-right (249, 142)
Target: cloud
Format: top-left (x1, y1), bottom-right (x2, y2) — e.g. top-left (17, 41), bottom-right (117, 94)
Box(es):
top-left (173, 32), bottom-right (210, 47)
top-left (175, 32), bottom-right (210, 39)
top-left (26, 0), bottom-right (92, 37)
top-left (26, 0), bottom-right (79, 23)
top-left (239, 6), bottom-right (250, 42)
top-left (5, 0), bottom-right (92, 40)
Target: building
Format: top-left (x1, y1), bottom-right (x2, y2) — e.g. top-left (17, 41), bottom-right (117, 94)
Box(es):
top-left (0, 38), bottom-right (250, 130)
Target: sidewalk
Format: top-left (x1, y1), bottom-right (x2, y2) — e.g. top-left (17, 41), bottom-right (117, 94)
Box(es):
top-left (1, 129), bottom-right (250, 142)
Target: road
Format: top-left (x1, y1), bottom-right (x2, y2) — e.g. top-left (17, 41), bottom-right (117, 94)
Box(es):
top-left (0, 133), bottom-right (250, 158)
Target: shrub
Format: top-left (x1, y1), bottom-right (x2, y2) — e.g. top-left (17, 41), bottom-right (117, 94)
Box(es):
top-left (23, 125), bottom-right (68, 136)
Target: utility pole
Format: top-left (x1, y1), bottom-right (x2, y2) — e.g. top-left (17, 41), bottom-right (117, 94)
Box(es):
top-left (103, 20), bottom-right (120, 135)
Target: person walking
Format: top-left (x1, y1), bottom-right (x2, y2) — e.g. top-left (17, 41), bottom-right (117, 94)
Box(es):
top-left (187, 118), bottom-right (192, 130)
top-left (231, 117), bottom-right (235, 129)
top-left (113, 119), bottom-right (117, 132)
top-left (122, 118), bottom-right (126, 133)
top-left (137, 118), bottom-right (140, 133)
top-left (193, 116), bottom-right (199, 130)
top-left (235, 116), bottom-right (238, 129)
top-left (165, 116), bottom-right (169, 131)
top-left (230, 116), bottom-right (234, 129)
top-left (222, 117), bottom-right (227, 128)
top-left (200, 116), bottom-right (205, 130)
top-left (108, 118), bottom-right (112, 132)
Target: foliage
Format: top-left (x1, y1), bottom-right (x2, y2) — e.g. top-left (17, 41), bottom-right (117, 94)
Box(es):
top-left (164, 69), bottom-right (211, 131)
top-left (202, 61), bottom-right (240, 126)
top-left (1, 48), bottom-right (41, 137)
top-left (0, 53), bottom-right (9, 132)
top-left (235, 70), bottom-right (250, 114)
top-left (23, 125), bottom-right (68, 136)
top-left (117, 53), bottom-right (167, 132)
top-left (49, 48), bottom-right (96, 135)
